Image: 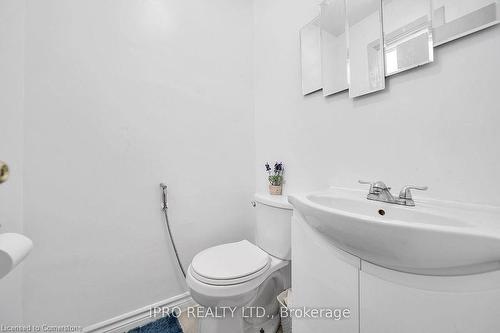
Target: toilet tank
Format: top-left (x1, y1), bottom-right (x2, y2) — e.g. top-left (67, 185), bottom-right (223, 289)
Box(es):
top-left (254, 193), bottom-right (293, 260)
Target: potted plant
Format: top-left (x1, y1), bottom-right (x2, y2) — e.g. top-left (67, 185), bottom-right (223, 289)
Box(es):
top-left (265, 162), bottom-right (284, 195)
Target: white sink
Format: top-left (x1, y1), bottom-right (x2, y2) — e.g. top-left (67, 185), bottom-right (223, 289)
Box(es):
top-left (288, 187), bottom-right (500, 276)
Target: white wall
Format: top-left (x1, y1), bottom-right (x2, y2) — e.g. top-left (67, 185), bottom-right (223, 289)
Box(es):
top-left (22, 0), bottom-right (254, 326)
top-left (254, 0), bottom-right (500, 206)
top-left (0, 0), bottom-right (25, 324)
top-left (4, 0), bottom-right (500, 326)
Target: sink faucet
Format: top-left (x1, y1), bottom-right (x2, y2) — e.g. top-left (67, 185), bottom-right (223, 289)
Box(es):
top-left (359, 180), bottom-right (428, 207)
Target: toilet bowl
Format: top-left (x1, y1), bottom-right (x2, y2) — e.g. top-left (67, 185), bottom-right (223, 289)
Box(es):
top-left (186, 193), bottom-right (293, 333)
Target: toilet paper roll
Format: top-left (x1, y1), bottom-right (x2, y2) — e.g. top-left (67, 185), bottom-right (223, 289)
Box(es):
top-left (0, 233), bottom-right (34, 279)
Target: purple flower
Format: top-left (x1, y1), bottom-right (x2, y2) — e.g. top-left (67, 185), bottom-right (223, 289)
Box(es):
top-left (265, 161), bottom-right (284, 186)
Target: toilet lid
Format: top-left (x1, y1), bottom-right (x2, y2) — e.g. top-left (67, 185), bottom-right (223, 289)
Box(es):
top-left (191, 240), bottom-right (270, 285)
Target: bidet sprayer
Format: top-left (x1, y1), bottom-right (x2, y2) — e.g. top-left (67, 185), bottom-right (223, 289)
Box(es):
top-left (160, 183), bottom-right (168, 210)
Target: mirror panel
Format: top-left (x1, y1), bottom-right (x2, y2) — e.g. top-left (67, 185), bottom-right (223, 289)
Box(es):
top-left (347, 0), bottom-right (385, 98)
top-left (383, 0), bottom-right (433, 76)
top-left (320, 0), bottom-right (348, 96)
top-left (432, 0), bottom-right (500, 46)
top-left (300, 17), bottom-right (323, 95)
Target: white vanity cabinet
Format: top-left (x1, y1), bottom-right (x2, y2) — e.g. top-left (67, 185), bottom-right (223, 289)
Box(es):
top-left (292, 212), bottom-right (360, 333)
top-left (292, 210), bottom-right (500, 333)
top-left (360, 261), bottom-right (500, 333)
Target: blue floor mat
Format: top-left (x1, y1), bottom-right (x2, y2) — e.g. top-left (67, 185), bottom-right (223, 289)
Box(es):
top-left (128, 315), bottom-right (183, 333)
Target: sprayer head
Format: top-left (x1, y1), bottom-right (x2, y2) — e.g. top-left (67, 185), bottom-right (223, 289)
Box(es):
top-left (160, 183), bottom-right (168, 210)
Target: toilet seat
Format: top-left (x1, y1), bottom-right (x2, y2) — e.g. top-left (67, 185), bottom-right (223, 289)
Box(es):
top-left (191, 240), bottom-right (271, 286)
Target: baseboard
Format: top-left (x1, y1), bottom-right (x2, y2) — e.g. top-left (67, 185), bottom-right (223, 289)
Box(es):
top-left (84, 292), bottom-right (194, 333)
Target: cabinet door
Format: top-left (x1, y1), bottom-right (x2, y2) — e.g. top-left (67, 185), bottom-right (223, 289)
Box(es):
top-left (292, 212), bottom-right (360, 333)
top-left (360, 261), bottom-right (500, 333)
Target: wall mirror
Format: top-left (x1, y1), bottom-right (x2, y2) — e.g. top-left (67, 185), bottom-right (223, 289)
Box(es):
top-left (346, 0), bottom-right (385, 98)
top-left (320, 0), bottom-right (348, 96)
top-left (300, 17), bottom-right (323, 95)
top-left (432, 0), bottom-right (500, 46)
top-left (383, 0), bottom-right (434, 76)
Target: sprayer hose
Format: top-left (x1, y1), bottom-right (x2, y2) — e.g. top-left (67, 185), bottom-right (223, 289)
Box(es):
top-left (162, 206), bottom-right (186, 278)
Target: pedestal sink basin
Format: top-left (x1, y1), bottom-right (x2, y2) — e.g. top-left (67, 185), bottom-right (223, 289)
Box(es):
top-left (288, 187), bottom-right (500, 276)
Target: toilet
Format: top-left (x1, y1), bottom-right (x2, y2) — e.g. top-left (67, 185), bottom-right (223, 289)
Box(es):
top-left (186, 193), bottom-right (293, 333)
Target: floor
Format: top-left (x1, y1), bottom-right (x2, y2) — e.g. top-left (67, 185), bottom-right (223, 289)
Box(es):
top-left (178, 309), bottom-right (198, 333)
top-left (177, 307), bottom-right (284, 333)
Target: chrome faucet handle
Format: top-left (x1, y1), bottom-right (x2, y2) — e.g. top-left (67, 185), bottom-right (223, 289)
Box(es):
top-left (373, 181), bottom-right (390, 191)
top-left (399, 185), bottom-right (428, 200)
top-left (359, 180), bottom-right (375, 193)
top-left (359, 180), bottom-right (390, 194)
